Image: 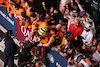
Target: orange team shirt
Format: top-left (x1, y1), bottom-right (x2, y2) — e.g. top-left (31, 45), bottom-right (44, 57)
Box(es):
top-left (14, 0), bottom-right (20, 3)
top-left (19, 19), bottom-right (30, 29)
top-left (7, 3), bottom-right (15, 15)
top-left (56, 31), bottom-right (63, 41)
top-left (29, 0), bottom-right (33, 3)
top-left (21, 2), bottom-right (27, 10)
top-left (0, 0), bottom-right (9, 7)
top-left (38, 34), bottom-right (51, 44)
top-left (26, 6), bottom-right (33, 17)
top-left (0, 0), bottom-right (3, 4)
top-left (32, 21), bottom-right (49, 30)
top-left (15, 8), bottom-right (25, 16)
top-left (48, 34), bottom-right (58, 44)
top-left (3, 0), bottom-right (9, 7)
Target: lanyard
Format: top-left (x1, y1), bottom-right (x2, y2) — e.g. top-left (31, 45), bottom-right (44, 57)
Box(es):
top-left (85, 32), bottom-right (88, 40)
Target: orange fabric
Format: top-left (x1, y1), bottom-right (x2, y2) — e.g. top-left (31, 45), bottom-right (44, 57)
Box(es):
top-left (19, 19), bottom-right (30, 29)
top-left (32, 21), bottom-right (38, 30)
top-left (3, 0), bottom-right (9, 7)
top-left (32, 21), bottom-right (49, 30)
top-left (0, 0), bottom-right (3, 4)
top-left (44, 19), bottom-right (50, 22)
top-left (15, 8), bottom-right (25, 16)
top-left (29, 0), bottom-right (33, 3)
top-left (50, 25), bottom-right (56, 28)
top-left (19, 19), bottom-right (23, 25)
top-left (56, 31), bottom-right (63, 41)
top-left (14, 0), bottom-right (20, 3)
top-left (38, 21), bottom-right (49, 29)
top-left (7, 3), bottom-right (14, 15)
top-left (39, 35), bottom-right (51, 44)
top-left (21, 2), bottom-right (27, 10)
top-left (26, 7), bottom-right (33, 17)
top-left (24, 22), bottom-right (30, 29)
top-left (48, 34), bottom-right (57, 44)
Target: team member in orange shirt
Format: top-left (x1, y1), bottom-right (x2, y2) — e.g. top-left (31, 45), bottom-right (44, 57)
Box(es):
top-left (19, 12), bottom-right (30, 29)
top-left (0, 0), bottom-right (9, 7)
top-left (30, 13), bottom-right (36, 24)
top-left (7, 0), bottom-right (15, 17)
top-left (20, 0), bottom-right (27, 10)
top-left (37, 28), bottom-right (51, 62)
top-left (27, 14), bottom-right (49, 41)
top-left (14, 3), bottom-right (25, 19)
top-left (39, 28), bottom-right (61, 48)
top-left (25, 1), bottom-right (34, 18)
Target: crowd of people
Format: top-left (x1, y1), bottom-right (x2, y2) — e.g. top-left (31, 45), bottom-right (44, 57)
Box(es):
top-left (0, 0), bottom-right (100, 67)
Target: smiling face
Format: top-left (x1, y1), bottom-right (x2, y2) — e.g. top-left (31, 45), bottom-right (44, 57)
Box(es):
top-left (74, 19), bottom-right (79, 28)
top-left (93, 39), bottom-right (98, 46)
top-left (64, 39), bottom-right (70, 46)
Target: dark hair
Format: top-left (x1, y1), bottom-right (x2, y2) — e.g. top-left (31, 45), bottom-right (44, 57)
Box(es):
top-left (62, 18), bottom-right (68, 23)
top-left (31, 13), bottom-right (36, 17)
top-left (26, 1), bottom-right (32, 7)
top-left (5, 30), bottom-right (13, 40)
top-left (10, 0), bottom-right (15, 3)
top-left (21, 12), bottom-right (26, 17)
top-left (39, 15), bottom-right (45, 21)
top-left (51, 28), bottom-right (57, 34)
top-left (15, 3), bottom-right (20, 8)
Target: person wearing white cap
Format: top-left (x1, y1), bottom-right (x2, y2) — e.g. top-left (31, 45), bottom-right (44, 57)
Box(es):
top-left (81, 23), bottom-right (94, 47)
top-left (67, 10), bottom-right (78, 31)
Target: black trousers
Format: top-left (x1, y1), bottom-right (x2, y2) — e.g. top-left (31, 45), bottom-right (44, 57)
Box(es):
top-left (4, 54), bottom-right (14, 67)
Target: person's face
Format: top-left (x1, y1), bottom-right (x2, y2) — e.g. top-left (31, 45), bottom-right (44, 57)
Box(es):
top-left (61, 7), bottom-right (65, 13)
top-left (30, 17), bottom-right (36, 21)
top-left (45, 14), bottom-right (50, 19)
top-left (50, 30), bottom-right (54, 35)
top-left (97, 45), bottom-right (100, 53)
top-left (74, 19), bottom-right (79, 27)
top-left (20, 43), bottom-right (24, 47)
top-left (50, 7), bottom-right (54, 13)
top-left (66, 4), bottom-right (69, 9)
top-left (64, 39), bottom-right (70, 45)
top-left (93, 39), bottom-right (97, 45)
top-left (61, 25), bottom-right (67, 34)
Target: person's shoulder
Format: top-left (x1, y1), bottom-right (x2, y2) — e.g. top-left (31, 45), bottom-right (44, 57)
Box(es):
top-left (78, 25), bottom-right (83, 30)
top-left (69, 24), bottom-right (74, 27)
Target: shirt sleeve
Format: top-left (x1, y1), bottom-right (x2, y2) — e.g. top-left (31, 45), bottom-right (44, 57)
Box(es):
top-left (48, 36), bottom-right (55, 44)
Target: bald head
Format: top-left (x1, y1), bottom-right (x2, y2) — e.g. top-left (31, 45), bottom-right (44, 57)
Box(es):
top-left (74, 19), bottom-right (79, 27)
top-left (56, 24), bottom-right (62, 31)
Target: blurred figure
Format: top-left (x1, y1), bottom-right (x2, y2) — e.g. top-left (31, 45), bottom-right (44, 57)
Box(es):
top-left (83, 38), bottom-right (98, 52)
top-left (91, 0), bottom-right (100, 29)
top-left (92, 42), bottom-right (100, 63)
top-left (67, 57), bottom-right (76, 67)
top-left (78, 58), bottom-right (92, 67)
top-left (7, 0), bottom-right (15, 17)
top-left (19, 12), bottom-right (30, 29)
top-left (52, 38), bottom-right (73, 58)
top-left (81, 23), bottom-right (94, 46)
top-left (69, 19), bottom-right (83, 39)
top-left (4, 30), bottom-right (15, 67)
